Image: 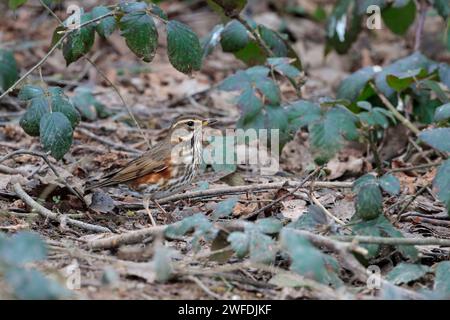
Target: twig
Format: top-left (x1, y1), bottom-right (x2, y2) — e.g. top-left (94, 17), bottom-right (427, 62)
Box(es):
top-left (0, 10), bottom-right (116, 101)
top-left (186, 275), bottom-right (223, 299)
top-left (309, 193), bottom-right (347, 226)
top-left (397, 183), bottom-right (430, 216)
top-left (87, 225), bottom-right (166, 249)
top-left (242, 168), bottom-right (320, 219)
top-left (0, 149), bottom-right (85, 202)
top-left (13, 182), bottom-right (111, 233)
top-left (332, 235), bottom-right (450, 246)
top-left (369, 83), bottom-right (420, 135)
top-left (84, 57), bottom-right (151, 150)
top-left (116, 180), bottom-right (353, 210)
top-left (39, 0), bottom-right (63, 25)
top-left (76, 127), bottom-right (142, 155)
top-left (389, 162), bottom-right (440, 173)
top-left (0, 164), bottom-right (29, 176)
top-left (414, 0), bottom-right (428, 52)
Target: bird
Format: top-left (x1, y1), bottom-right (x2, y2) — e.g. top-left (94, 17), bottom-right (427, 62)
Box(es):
top-left (85, 115), bottom-right (216, 225)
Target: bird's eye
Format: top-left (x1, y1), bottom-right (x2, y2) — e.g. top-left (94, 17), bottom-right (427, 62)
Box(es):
top-left (187, 121), bottom-right (194, 126)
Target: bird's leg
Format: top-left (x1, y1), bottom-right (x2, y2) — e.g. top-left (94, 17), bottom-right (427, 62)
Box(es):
top-left (143, 195), bottom-right (157, 226)
top-left (152, 199), bottom-right (173, 223)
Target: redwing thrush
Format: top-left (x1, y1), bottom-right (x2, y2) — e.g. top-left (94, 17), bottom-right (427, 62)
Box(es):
top-left (86, 115), bottom-right (216, 225)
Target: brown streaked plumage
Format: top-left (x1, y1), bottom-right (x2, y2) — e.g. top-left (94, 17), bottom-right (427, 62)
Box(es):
top-left (86, 115), bottom-right (216, 225)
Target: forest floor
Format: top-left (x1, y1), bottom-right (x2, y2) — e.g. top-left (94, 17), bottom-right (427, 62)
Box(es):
top-left (1, 0), bottom-right (450, 299)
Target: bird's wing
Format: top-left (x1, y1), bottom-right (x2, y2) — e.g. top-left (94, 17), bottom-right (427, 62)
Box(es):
top-left (86, 144), bottom-right (169, 190)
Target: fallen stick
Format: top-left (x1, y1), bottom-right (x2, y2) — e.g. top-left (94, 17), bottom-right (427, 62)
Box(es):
top-left (13, 182), bottom-right (111, 233)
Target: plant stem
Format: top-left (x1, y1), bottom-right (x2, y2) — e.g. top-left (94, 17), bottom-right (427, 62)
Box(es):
top-left (414, 0), bottom-right (428, 52)
top-left (333, 235), bottom-right (450, 246)
top-left (236, 15), bottom-right (274, 57)
top-left (0, 11), bottom-right (115, 101)
top-left (369, 83), bottom-right (420, 135)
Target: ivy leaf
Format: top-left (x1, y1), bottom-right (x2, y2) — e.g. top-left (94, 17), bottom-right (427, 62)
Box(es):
top-left (119, 11), bottom-right (158, 62)
top-left (379, 174), bottom-right (401, 196)
top-left (433, 160), bottom-right (450, 215)
top-left (227, 231), bottom-right (249, 258)
top-left (434, 103), bottom-right (450, 122)
top-left (386, 263), bottom-right (430, 285)
top-left (212, 197), bottom-right (238, 220)
top-left (0, 232), bottom-right (47, 265)
top-left (220, 20), bottom-right (249, 52)
top-left (166, 20), bottom-right (202, 74)
top-left (381, 0), bottom-right (416, 35)
top-left (0, 49), bottom-right (19, 91)
top-left (419, 128), bottom-right (450, 152)
top-left (39, 112), bottom-right (73, 160)
top-left (92, 6), bottom-right (117, 38)
top-left (62, 13), bottom-right (96, 65)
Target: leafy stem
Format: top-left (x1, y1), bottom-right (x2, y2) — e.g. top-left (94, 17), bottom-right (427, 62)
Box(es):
top-left (236, 15), bottom-right (275, 58)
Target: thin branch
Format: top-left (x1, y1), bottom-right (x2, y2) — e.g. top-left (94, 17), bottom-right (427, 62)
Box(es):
top-left (84, 57), bottom-right (151, 150)
top-left (186, 275), bottom-right (223, 299)
top-left (309, 193), bottom-right (346, 226)
top-left (414, 0), bottom-right (428, 52)
top-left (0, 149), bottom-right (85, 203)
top-left (13, 181), bottom-right (111, 233)
top-left (242, 168), bottom-right (320, 219)
top-left (332, 235), bottom-right (450, 246)
top-left (39, 0), bottom-right (63, 25)
top-left (77, 127), bottom-right (142, 154)
top-left (236, 15), bottom-right (274, 57)
top-left (0, 10), bottom-right (116, 101)
top-left (369, 83), bottom-right (420, 135)
top-left (389, 162), bottom-right (441, 173)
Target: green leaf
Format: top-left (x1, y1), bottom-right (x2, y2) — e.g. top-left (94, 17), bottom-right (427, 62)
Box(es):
top-left (286, 100), bottom-right (321, 131)
top-left (386, 263), bottom-right (430, 285)
top-left (308, 107), bottom-right (358, 163)
top-left (62, 13), bottom-right (96, 65)
top-left (433, 159), bottom-right (450, 215)
top-left (267, 57), bottom-right (303, 90)
top-left (255, 218), bottom-right (283, 234)
top-left (233, 40), bottom-right (266, 66)
top-left (19, 85), bottom-right (77, 136)
top-left (152, 244), bottom-right (174, 282)
top-left (201, 24), bottom-right (224, 58)
top-left (248, 229), bottom-right (277, 264)
top-left (254, 77), bottom-right (280, 105)
top-left (0, 232), bottom-right (47, 265)
top-left (375, 52), bottom-right (433, 98)
top-left (119, 1), bottom-right (147, 13)
top-left (237, 88), bottom-right (264, 120)
top-left (92, 6), bottom-right (117, 38)
top-left (419, 128), bottom-right (450, 152)
top-left (281, 228), bottom-right (343, 286)
top-left (149, 4), bottom-right (168, 20)
top-left (434, 261), bottom-right (450, 297)
top-left (8, 0), bottom-right (27, 10)
top-left (386, 68), bottom-right (427, 92)
top-left (119, 11), bottom-right (158, 62)
top-left (379, 174), bottom-right (401, 196)
top-left (355, 180), bottom-right (383, 221)
top-left (220, 20), bottom-right (249, 52)
top-left (381, 0), bottom-right (416, 35)
top-left (326, 0), bottom-right (362, 54)
top-left (0, 49), bottom-right (19, 91)
top-left (434, 103), bottom-right (450, 122)
top-left (438, 63), bottom-right (450, 89)
top-left (287, 205), bottom-right (329, 231)
top-left (6, 268), bottom-right (69, 300)
top-left (421, 79), bottom-right (449, 104)
top-left (39, 112), bottom-right (73, 160)
top-left (71, 87), bottom-right (107, 121)
top-left (208, 0), bottom-right (247, 17)
top-left (432, 0), bottom-right (450, 19)
top-left (227, 231), bottom-right (249, 258)
top-left (166, 20), bottom-right (202, 74)
top-left (212, 197), bottom-right (238, 220)
top-left (337, 66), bottom-right (377, 102)
top-left (259, 25), bottom-right (288, 57)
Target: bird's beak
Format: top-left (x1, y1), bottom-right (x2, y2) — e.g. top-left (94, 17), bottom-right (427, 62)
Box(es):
top-left (203, 118), bottom-right (217, 126)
